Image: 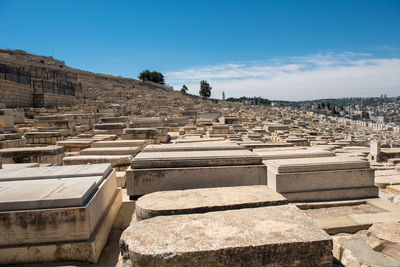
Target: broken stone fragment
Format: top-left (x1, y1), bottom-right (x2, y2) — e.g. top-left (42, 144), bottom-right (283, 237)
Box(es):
top-left (367, 222), bottom-right (400, 261)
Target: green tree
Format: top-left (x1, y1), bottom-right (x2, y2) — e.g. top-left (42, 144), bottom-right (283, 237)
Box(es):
top-left (199, 80), bottom-right (212, 98)
top-left (138, 70), bottom-right (165, 85)
top-left (180, 85), bottom-right (188, 94)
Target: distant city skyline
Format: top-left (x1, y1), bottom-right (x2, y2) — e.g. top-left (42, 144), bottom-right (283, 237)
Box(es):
top-left (0, 0), bottom-right (399, 100)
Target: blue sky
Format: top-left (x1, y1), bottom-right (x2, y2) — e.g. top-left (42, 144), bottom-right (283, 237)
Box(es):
top-left (1, 0), bottom-right (400, 100)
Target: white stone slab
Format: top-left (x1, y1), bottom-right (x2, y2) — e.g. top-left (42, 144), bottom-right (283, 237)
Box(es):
top-left (80, 146), bottom-right (140, 156)
top-left (265, 157), bottom-right (370, 173)
top-left (0, 163), bottom-right (112, 182)
top-left (91, 140), bottom-right (147, 148)
top-left (257, 149), bottom-right (335, 160)
top-left (143, 141), bottom-right (243, 152)
top-left (63, 155), bottom-right (132, 167)
top-left (131, 150), bottom-right (262, 169)
top-left (0, 176), bottom-right (102, 211)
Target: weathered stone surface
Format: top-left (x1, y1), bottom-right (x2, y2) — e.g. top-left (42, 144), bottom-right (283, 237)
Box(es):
top-left (0, 163), bottom-right (112, 181)
top-left (0, 189), bottom-right (122, 265)
top-left (367, 222), bottom-right (400, 261)
top-left (257, 149), bottom-right (335, 160)
top-left (131, 150), bottom-right (262, 169)
top-left (80, 146), bottom-right (140, 156)
top-left (0, 145), bottom-right (64, 165)
top-left (57, 139), bottom-right (93, 149)
top-left (283, 186), bottom-right (379, 202)
top-left (135, 185), bottom-right (287, 220)
top-left (143, 141), bottom-right (243, 152)
top-left (268, 168), bottom-right (375, 193)
top-left (91, 140), bottom-right (147, 149)
top-left (0, 169), bottom-right (118, 246)
top-left (126, 165), bottom-right (267, 197)
top-left (333, 231), bottom-right (400, 267)
top-left (63, 155), bottom-right (132, 167)
top-left (265, 156), bottom-right (370, 173)
top-left (0, 176), bottom-right (102, 211)
top-left (265, 156), bottom-right (377, 201)
top-left (120, 205), bottom-right (332, 267)
top-left (94, 123), bottom-right (126, 130)
top-left (1, 163), bottom-right (39, 169)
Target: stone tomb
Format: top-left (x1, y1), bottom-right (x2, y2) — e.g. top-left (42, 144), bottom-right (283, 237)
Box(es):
top-left (0, 163), bottom-right (121, 264)
top-left (256, 148), bottom-right (335, 160)
top-left (143, 140), bottom-right (244, 152)
top-left (0, 145), bottom-right (64, 165)
top-left (265, 157), bottom-right (378, 201)
top-left (57, 139), bottom-right (93, 152)
top-left (126, 149), bottom-right (267, 197)
top-left (0, 176), bottom-right (101, 211)
top-left (0, 163), bottom-right (112, 181)
top-left (120, 205), bottom-right (332, 266)
top-left (131, 150), bottom-right (261, 169)
top-left (135, 185), bottom-right (288, 220)
top-left (63, 154), bottom-right (132, 170)
top-left (91, 139), bottom-right (147, 149)
top-left (238, 141), bottom-right (294, 151)
top-left (80, 146), bottom-right (141, 156)
top-left (24, 131), bottom-right (63, 145)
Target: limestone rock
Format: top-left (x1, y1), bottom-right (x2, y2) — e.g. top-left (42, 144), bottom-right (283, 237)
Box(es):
top-left (120, 205), bottom-right (332, 266)
top-left (367, 222), bottom-right (400, 261)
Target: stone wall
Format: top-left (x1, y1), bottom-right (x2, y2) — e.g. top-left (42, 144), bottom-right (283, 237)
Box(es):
top-left (0, 79), bottom-right (33, 107)
top-left (33, 93), bottom-right (75, 108)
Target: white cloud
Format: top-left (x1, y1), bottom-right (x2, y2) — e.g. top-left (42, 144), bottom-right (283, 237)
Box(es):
top-left (165, 52), bottom-right (400, 101)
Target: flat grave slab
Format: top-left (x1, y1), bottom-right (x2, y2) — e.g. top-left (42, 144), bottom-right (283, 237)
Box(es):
top-left (265, 157), bottom-right (377, 201)
top-left (0, 170), bottom-right (118, 246)
top-left (143, 141), bottom-right (243, 152)
top-left (0, 163), bottom-right (112, 182)
top-left (63, 155), bottom-right (132, 167)
top-left (0, 176), bottom-right (102, 211)
top-left (256, 149), bottom-right (334, 160)
top-left (131, 150), bottom-right (261, 169)
top-left (1, 163), bottom-right (39, 169)
top-left (80, 146), bottom-right (141, 156)
top-left (172, 137), bottom-right (225, 143)
top-left (120, 205), bottom-right (332, 266)
top-left (91, 140), bottom-right (147, 148)
top-left (265, 156), bottom-right (370, 173)
top-left (57, 140), bottom-right (93, 147)
top-left (135, 185), bottom-right (287, 220)
top-left (0, 145), bottom-right (64, 156)
top-left (239, 142), bottom-right (294, 150)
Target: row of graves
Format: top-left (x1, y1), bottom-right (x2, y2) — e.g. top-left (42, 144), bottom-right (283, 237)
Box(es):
top-left (0, 108), bottom-right (399, 265)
